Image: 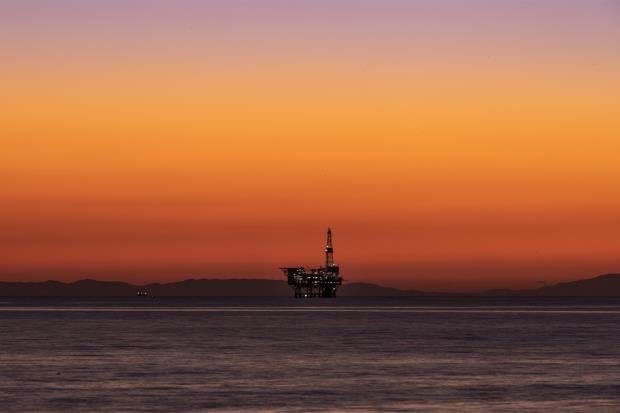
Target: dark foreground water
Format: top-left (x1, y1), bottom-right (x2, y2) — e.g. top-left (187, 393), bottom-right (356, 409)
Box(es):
top-left (1, 297), bottom-right (619, 413)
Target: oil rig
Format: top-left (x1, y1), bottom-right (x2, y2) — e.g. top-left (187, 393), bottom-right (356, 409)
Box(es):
top-left (280, 228), bottom-right (343, 298)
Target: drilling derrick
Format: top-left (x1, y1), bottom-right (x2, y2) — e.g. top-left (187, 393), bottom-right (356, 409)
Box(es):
top-left (325, 228), bottom-right (334, 268)
top-left (280, 228), bottom-right (343, 298)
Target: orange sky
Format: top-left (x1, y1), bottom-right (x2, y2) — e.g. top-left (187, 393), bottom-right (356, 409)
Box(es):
top-left (1, 1), bottom-right (619, 291)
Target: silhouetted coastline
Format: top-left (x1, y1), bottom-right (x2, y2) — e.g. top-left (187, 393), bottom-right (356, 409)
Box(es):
top-left (1, 274), bottom-right (619, 296)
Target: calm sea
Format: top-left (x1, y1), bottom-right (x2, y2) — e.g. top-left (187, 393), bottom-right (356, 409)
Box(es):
top-left (1, 297), bottom-right (619, 412)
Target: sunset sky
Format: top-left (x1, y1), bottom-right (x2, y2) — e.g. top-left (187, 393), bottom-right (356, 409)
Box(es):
top-left (1, 0), bottom-right (619, 291)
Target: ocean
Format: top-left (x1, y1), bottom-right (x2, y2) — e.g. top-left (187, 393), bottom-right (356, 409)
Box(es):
top-left (1, 297), bottom-right (619, 412)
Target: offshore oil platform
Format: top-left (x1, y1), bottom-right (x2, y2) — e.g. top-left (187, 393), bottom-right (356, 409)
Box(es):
top-left (280, 228), bottom-right (343, 298)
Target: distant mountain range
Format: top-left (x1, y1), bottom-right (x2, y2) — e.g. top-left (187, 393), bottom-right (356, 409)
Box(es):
top-left (0, 274), bottom-right (619, 296)
top-left (0, 279), bottom-right (431, 297)
top-left (482, 274), bottom-right (620, 296)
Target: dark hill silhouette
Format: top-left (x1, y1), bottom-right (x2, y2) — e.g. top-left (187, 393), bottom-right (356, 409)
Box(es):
top-left (0, 278), bottom-right (432, 296)
top-left (146, 279), bottom-right (291, 296)
top-left (483, 274), bottom-right (620, 296)
top-left (0, 279), bottom-right (136, 296)
top-left (338, 282), bottom-right (434, 296)
top-left (1, 274), bottom-right (619, 296)
top-left (0, 279), bottom-right (289, 297)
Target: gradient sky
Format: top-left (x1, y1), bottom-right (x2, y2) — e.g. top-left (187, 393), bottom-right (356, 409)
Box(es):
top-left (1, 0), bottom-right (619, 291)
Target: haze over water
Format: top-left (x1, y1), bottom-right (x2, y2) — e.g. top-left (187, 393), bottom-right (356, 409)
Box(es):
top-left (2, 297), bottom-right (619, 412)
